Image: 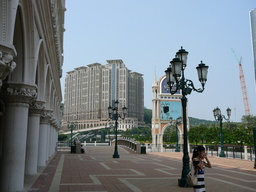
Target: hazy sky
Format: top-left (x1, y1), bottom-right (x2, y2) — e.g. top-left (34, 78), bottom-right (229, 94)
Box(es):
top-left (62, 0), bottom-right (256, 122)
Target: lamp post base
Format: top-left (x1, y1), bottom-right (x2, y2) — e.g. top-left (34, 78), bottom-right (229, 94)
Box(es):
top-left (113, 153), bottom-right (119, 158)
top-left (178, 178), bottom-right (190, 187)
top-left (219, 151), bottom-right (226, 157)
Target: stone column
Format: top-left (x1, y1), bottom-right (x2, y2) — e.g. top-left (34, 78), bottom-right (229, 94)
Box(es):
top-left (47, 111), bottom-right (54, 159)
top-left (0, 84), bottom-right (36, 192)
top-left (49, 125), bottom-right (53, 157)
top-left (49, 124), bottom-right (55, 158)
top-left (37, 110), bottom-right (51, 167)
top-left (159, 134), bottom-right (164, 152)
top-left (0, 99), bottom-right (5, 160)
top-left (244, 146), bottom-right (248, 160)
top-left (152, 133), bottom-right (156, 148)
top-left (46, 124), bottom-right (50, 160)
top-left (25, 100), bottom-right (45, 175)
top-left (50, 121), bottom-right (58, 157)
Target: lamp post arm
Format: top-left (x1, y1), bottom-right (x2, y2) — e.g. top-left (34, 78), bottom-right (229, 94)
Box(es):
top-left (222, 115), bottom-right (230, 121)
top-left (168, 76), bottom-right (180, 95)
top-left (185, 79), bottom-right (205, 93)
top-left (118, 114), bottom-right (125, 120)
top-left (215, 115), bottom-right (229, 122)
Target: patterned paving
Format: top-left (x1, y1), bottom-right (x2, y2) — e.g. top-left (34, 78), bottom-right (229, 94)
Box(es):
top-left (26, 146), bottom-right (256, 192)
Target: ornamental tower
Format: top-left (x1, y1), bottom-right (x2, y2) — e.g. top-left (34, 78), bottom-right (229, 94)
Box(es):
top-left (151, 74), bottom-right (183, 152)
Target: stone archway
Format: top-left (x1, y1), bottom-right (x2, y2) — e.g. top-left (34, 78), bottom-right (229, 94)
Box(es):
top-left (162, 122), bottom-right (182, 151)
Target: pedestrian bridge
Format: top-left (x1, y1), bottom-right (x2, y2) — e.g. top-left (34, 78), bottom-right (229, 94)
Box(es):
top-left (61, 125), bottom-right (107, 135)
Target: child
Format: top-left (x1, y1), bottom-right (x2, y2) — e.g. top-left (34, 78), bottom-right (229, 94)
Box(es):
top-left (192, 146), bottom-right (212, 192)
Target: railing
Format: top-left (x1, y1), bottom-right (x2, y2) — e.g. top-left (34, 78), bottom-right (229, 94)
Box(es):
top-left (148, 144), bottom-right (255, 161)
top-left (57, 141), bottom-right (110, 151)
top-left (201, 145), bottom-right (255, 161)
top-left (117, 138), bottom-right (145, 154)
top-left (57, 141), bottom-right (255, 162)
top-left (57, 142), bottom-right (70, 151)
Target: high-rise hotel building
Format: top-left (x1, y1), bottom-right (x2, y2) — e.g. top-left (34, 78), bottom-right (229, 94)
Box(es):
top-left (250, 8), bottom-right (256, 86)
top-left (63, 59), bottom-right (144, 131)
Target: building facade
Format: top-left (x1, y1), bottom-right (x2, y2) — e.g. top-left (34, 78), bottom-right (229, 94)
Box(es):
top-left (63, 59), bottom-right (144, 131)
top-left (250, 8), bottom-right (256, 87)
top-left (0, 0), bottom-right (65, 191)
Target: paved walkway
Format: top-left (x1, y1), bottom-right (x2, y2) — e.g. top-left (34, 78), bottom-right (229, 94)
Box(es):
top-left (24, 146), bottom-right (256, 192)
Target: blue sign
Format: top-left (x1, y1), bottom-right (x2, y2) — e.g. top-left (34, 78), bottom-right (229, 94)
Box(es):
top-left (160, 101), bottom-right (182, 120)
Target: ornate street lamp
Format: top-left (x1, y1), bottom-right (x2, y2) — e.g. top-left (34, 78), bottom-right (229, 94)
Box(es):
top-left (170, 117), bottom-right (182, 152)
top-left (165, 46), bottom-right (209, 187)
top-left (213, 107), bottom-right (231, 157)
top-left (108, 100), bottom-right (127, 158)
top-left (68, 121), bottom-right (77, 153)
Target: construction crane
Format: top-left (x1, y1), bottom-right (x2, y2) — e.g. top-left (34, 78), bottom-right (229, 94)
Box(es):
top-left (231, 48), bottom-right (251, 116)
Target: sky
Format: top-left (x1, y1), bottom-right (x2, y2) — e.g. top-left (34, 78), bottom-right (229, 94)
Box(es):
top-left (61, 0), bottom-right (256, 122)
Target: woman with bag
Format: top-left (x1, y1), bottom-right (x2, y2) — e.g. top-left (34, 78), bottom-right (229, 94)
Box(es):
top-left (192, 146), bottom-right (212, 192)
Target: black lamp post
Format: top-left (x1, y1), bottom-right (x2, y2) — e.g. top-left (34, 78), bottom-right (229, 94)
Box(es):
top-left (68, 121), bottom-right (76, 146)
top-left (68, 121), bottom-right (77, 153)
top-left (165, 46), bottom-right (209, 187)
top-left (170, 117), bottom-right (182, 152)
top-left (108, 100), bottom-right (127, 158)
top-left (213, 107), bottom-right (231, 157)
top-left (253, 127), bottom-right (256, 169)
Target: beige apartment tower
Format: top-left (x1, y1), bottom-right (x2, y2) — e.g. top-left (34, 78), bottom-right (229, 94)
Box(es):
top-left (63, 59), bottom-right (144, 131)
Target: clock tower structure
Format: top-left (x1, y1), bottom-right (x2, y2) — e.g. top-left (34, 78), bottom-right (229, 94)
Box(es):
top-left (151, 74), bottom-right (185, 152)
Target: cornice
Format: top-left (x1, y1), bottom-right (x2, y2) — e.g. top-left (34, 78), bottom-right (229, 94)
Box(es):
top-left (50, 0), bottom-right (64, 78)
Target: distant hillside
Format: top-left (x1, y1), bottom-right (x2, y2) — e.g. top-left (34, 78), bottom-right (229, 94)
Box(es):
top-left (188, 117), bottom-right (215, 126)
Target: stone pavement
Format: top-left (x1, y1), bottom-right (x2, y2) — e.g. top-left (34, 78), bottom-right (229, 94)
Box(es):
top-left (24, 146), bottom-right (256, 192)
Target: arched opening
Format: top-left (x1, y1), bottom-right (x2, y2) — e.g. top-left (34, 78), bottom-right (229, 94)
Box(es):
top-left (9, 7), bottom-right (24, 82)
top-left (35, 40), bottom-right (45, 100)
top-left (163, 125), bottom-right (176, 149)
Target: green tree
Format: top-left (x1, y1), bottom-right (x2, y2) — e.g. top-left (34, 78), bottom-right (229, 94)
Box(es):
top-left (188, 126), bottom-right (202, 145)
top-left (58, 134), bottom-right (68, 141)
top-left (240, 115), bottom-right (256, 146)
top-left (144, 107), bottom-right (152, 125)
top-left (189, 124), bottom-right (219, 145)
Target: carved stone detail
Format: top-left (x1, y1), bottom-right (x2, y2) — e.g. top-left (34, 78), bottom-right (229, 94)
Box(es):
top-left (50, 0), bottom-right (65, 78)
top-left (29, 100), bottom-right (45, 115)
top-left (0, 51), bottom-right (16, 88)
top-left (40, 109), bottom-right (53, 124)
top-left (0, 83), bottom-right (37, 104)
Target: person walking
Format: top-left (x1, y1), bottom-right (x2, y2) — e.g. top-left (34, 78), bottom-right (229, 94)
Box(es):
top-left (192, 145), bottom-right (212, 192)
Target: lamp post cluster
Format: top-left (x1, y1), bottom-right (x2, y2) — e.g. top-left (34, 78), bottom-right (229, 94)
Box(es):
top-left (169, 117), bottom-right (182, 152)
top-left (165, 46), bottom-right (209, 187)
top-left (213, 107), bottom-right (231, 157)
top-left (108, 100), bottom-right (127, 158)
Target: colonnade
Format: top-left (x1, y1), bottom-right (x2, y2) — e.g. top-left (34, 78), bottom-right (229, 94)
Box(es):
top-left (0, 0), bottom-right (65, 191)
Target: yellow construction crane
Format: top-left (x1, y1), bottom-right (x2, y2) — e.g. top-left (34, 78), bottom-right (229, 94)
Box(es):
top-left (231, 48), bottom-right (251, 116)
